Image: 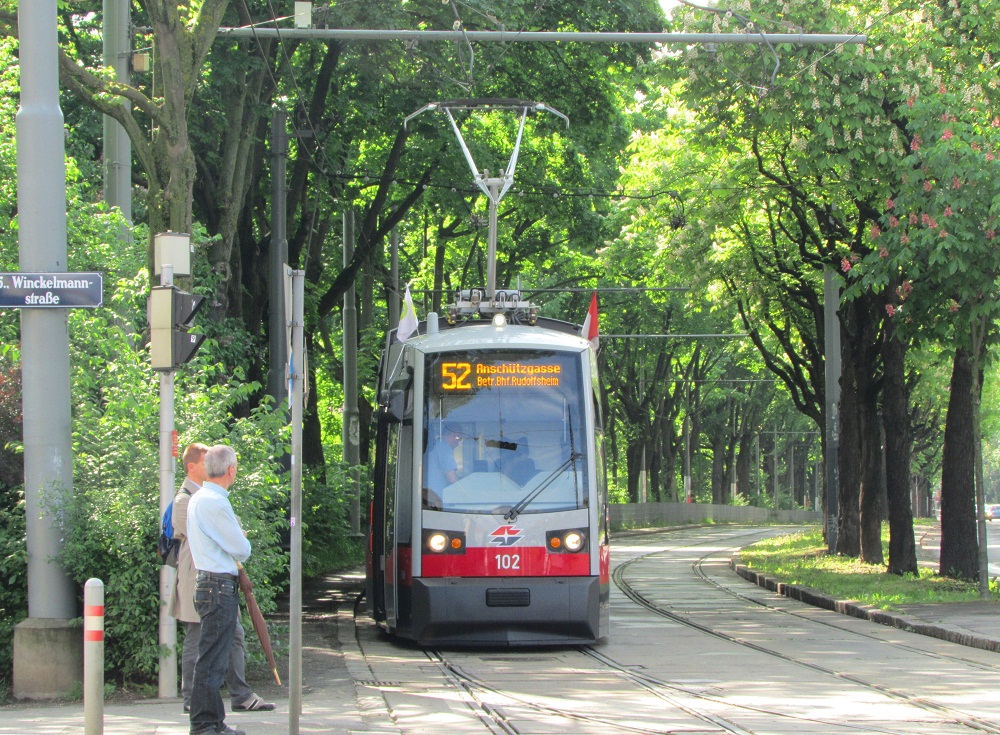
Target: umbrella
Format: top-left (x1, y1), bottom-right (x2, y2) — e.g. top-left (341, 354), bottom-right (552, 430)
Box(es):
top-left (238, 565), bottom-right (282, 686)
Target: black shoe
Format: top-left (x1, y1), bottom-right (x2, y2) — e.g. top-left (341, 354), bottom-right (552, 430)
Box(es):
top-left (233, 693), bottom-right (276, 711)
top-left (183, 704), bottom-right (191, 713)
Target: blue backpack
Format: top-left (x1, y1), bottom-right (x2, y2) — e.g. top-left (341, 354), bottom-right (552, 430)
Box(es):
top-left (157, 488), bottom-right (190, 567)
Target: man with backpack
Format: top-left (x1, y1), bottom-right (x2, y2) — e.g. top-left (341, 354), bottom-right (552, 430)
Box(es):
top-left (167, 442), bottom-right (275, 717)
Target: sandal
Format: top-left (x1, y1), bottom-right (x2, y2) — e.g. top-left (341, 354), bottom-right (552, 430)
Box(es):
top-left (233, 694), bottom-right (276, 711)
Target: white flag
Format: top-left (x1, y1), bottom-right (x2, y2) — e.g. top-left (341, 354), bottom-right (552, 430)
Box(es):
top-left (396, 285), bottom-right (418, 342)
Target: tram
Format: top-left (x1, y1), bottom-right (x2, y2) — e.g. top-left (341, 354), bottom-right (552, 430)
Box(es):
top-left (365, 289), bottom-right (610, 646)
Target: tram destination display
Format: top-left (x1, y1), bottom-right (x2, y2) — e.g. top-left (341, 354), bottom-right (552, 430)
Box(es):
top-left (435, 354), bottom-right (563, 393)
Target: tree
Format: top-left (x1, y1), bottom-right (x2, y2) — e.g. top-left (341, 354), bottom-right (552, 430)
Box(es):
top-left (59, 0), bottom-right (231, 265)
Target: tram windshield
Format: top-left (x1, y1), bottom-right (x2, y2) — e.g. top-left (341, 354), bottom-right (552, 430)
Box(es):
top-left (422, 349), bottom-right (589, 514)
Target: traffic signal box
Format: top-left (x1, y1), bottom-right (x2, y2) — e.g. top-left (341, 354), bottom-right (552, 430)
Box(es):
top-left (149, 286), bottom-right (206, 371)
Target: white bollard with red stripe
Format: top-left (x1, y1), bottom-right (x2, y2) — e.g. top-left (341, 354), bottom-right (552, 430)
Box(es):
top-left (84, 578), bottom-right (104, 735)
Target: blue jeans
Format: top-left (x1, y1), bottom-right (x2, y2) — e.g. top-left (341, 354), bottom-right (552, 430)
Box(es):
top-left (189, 571), bottom-right (239, 734)
top-left (182, 618), bottom-right (251, 707)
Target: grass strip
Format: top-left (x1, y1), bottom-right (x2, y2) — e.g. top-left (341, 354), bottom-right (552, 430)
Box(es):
top-left (738, 525), bottom-right (997, 610)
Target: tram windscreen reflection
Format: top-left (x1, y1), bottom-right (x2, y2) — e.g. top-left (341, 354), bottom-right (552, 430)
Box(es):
top-left (422, 350), bottom-right (588, 513)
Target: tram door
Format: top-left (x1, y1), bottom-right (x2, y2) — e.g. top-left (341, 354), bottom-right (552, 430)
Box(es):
top-left (381, 422), bottom-right (399, 628)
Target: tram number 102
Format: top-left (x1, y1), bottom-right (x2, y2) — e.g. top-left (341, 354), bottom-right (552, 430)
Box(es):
top-left (494, 553), bottom-right (521, 571)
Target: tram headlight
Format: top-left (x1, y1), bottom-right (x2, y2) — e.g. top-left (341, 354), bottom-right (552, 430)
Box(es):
top-left (423, 529), bottom-right (466, 554)
top-left (564, 530), bottom-right (585, 552)
top-left (547, 528), bottom-right (588, 553)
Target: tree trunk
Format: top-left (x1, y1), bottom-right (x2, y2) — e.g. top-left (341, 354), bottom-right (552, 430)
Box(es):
top-left (735, 433), bottom-right (753, 499)
top-left (939, 347), bottom-right (979, 580)
top-left (859, 391), bottom-right (884, 564)
top-left (881, 310), bottom-right (917, 575)
top-left (711, 437), bottom-right (726, 504)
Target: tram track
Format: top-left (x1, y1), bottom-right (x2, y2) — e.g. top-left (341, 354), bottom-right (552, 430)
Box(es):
top-left (352, 526), bottom-right (1000, 735)
top-left (612, 529), bottom-right (1000, 735)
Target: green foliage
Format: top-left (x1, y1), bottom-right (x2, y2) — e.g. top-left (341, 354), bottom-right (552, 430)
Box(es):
top-left (0, 494), bottom-right (25, 692)
top-left (740, 527), bottom-right (997, 608)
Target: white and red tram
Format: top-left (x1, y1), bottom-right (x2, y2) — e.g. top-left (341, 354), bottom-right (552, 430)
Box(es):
top-left (366, 293), bottom-right (610, 645)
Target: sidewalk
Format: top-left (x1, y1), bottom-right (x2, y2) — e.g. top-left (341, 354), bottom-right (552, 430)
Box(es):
top-left (0, 570), bottom-right (390, 735)
top-left (732, 522), bottom-right (1000, 654)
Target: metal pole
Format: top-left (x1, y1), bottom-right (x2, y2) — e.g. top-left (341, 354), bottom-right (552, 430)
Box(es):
top-left (486, 178), bottom-right (500, 298)
top-left (102, 0), bottom-right (131, 226)
top-left (157, 264), bottom-right (177, 699)
top-left (269, 111), bottom-right (289, 407)
top-left (217, 28), bottom-right (867, 46)
top-left (389, 228), bottom-right (400, 328)
top-left (84, 578), bottom-right (105, 735)
top-left (18, 0), bottom-right (75, 621)
top-left (823, 266), bottom-right (841, 552)
top-left (773, 427), bottom-right (779, 511)
top-left (683, 387), bottom-right (692, 503)
top-left (289, 269), bottom-right (305, 734)
top-left (343, 211), bottom-right (361, 534)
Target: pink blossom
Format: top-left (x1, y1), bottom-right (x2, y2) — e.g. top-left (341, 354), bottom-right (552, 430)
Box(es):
top-left (952, 176), bottom-right (961, 189)
top-left (993, 117), bottom-right (1000, 127)
top-left (899, 281), bottom-right (913, 299)
top-left (987, 230), bottom-right (996, 240)
top-left (944, 206), bottom-right (953, 216)
top-left (907, 96), bottom-right (915, 108)
top-left (988, 152), bottom-right (995, 162)
top-left (942, 129), bottom-right (953, 140)
top-left (909, 213), bottom-right (918, 225)
top-left (911, 135), bottom-right (921, 150)
top-left (889, 215), bottom-right (899, 228)
top-left (949, 300), bottom-right (960, 313)
top-left (940, 229), bottom-right (948, 237)
top-left (924, 180), bottom-right (934, 192)
top-left (886, 304), bottom-right (896, 317)
top-left (929, 218), bottom-right (938, 229)
top-left (886, 198), bottom-right (895, 210)
top-left (879, 247), bottom-right (889, 258)
top-left (870, 224), bottom-right (882, 239)
top-left (901, 232), bottom-right (910, 244)
top-left (850, 253), bottom-right (860, 263)
top-left (841, 257), bottom-right (852, 273)
top-left (939, 84), bottom-right (947, 94)
top-left (922, 213), bottom-right (931, 226)
top-left (972, 142), bottom-right (981, 151)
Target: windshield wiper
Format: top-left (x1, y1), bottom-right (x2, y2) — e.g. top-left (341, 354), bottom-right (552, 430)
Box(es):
top-left (504, 452), bottom-right (582, 521)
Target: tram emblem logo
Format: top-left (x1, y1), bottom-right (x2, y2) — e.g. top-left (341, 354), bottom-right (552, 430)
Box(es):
top-left (489, 525), bottom-right (523, 547)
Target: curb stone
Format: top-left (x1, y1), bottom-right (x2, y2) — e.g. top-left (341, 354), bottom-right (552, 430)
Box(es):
top-left (730, 557), bottom-right (1000, 654)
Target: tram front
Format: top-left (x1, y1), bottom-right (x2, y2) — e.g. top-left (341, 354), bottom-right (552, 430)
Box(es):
top-left (371, 317), bottom-right (610, 646)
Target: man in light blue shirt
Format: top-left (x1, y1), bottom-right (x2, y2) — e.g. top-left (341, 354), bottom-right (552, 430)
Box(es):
top-left (187, 445), bottom-right (252, 735)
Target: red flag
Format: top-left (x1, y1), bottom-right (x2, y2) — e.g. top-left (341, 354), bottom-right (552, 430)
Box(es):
top-left (581, 291), bottom-right (599, 351)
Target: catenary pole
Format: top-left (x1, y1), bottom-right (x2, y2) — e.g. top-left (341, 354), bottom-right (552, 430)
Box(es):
top-left (102, 0), bottom-right (131, 227)
top-left (18, 0), bottom-right (75, 621)
top-left (824, 267), bottom-right (842, 552)
top-left (289, 268), bottom-right (305, 735)
top-left (343, 210), bottom-right (361, 535)
top-left (269, 111), bottom-right (289, 407)
top-left (13, 0), bottom-right (78, 700)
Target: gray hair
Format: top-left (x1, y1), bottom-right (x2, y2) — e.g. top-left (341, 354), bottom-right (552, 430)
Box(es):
top-left (204, 444), bottom-right (237, 479)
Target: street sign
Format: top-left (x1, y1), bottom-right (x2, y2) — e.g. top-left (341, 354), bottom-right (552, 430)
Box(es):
top-left (0, 272), bottom-right (103, 308)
